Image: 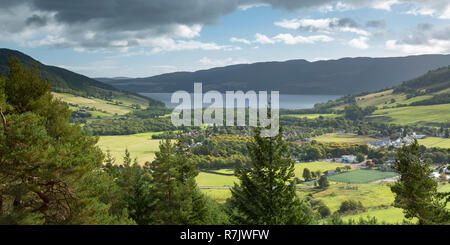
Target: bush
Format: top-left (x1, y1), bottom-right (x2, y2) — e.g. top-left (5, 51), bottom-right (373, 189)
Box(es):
top-left (338, 200), bottom-right (365, 214)
top-left (318, 176), bottom-right (330, 189)
top-left (318, 205), bottom-right (331, 218)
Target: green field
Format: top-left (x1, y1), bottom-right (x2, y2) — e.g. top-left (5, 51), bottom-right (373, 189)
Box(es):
top-left (313, 133), bottom-right (376, 144)
top-left (368, 103), bottom-right (450, 126)
top-left (328, 169), bottom-right (398, 184)
top-left (97, 132), bottom-right (165, 164)
top-left (200, 189), bottom-right (232, 204)
top-left (283, 114), bottom-right (338, 119)
top-left (53, 92), bottom-right (148, 116)
top-left (418, 137), bottom-right (450, 149)
top-left (294, 161), bottom-right (351, 180)
top-left (355, 89), bottom-right (434, 109)
top-left (196, 169), bottom-right (238, 187)
top-left (308, 182), bottom-right (395, 212)
top-left (342, 207), bottom-right (411, 224)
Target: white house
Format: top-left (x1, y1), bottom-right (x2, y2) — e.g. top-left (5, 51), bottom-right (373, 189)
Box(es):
top-left (342, 155), bottom-right (357, 163)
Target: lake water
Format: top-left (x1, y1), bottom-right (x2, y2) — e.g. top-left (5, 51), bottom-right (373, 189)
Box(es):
top-left (140, 93), bottom-right (342, 110)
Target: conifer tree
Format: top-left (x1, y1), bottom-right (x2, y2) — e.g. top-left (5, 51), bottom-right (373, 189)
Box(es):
top-left (149, 137), bottom-right (209, 224)
top-left (0, 58), bottom-right (129, 224)
top-left (229, 127), bottom-right (315, 225)
top-left (391, 140), bottom-right (450, 224)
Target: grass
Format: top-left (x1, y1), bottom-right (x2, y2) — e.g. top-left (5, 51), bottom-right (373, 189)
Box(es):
top-left (312, 133), bottom-right (376, 144)
top-left (294, 161), bottom-right (351, 180)
top-left (328, 169), bottom-right (398, 184)
top-left (341, 183), bottom-right (450, 224)
top-left (53, 92), bottom-right (148, 116)
top-left (196, 169), bottom-right (238, 187)
top-left (97, 132), bottom-right (166, 165)
top-left (282, 114), bottom-right (338, 119)
top-left (307, 182), bottom-right (395, 213)
top-left (200, 189), bottom-right (232, 204)
top-left (368, 104), bottom-right (450, 126)
top-left (342, 207), bottom-right (411, 224)
top-left (418, 137), bottom-right (450, 149)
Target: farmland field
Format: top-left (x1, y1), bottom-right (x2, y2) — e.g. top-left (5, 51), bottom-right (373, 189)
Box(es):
top-left (307, 182), bottom-right (396, 213)
top-left (342, 207), bottom-right (411, 224)
top-left (201, 189), bottom-right (232, 204)
top-left (418, 137), bottom-right (450, 149)
top-left (282, 114), bottom-right (338, 119)
top-left (53, 92), bottom-right (148, 116)
top-left (97, 132), bottom-right (166, 164)
top-left (328, 169), bottom-right (398, 184)
top-left (196, 169), bottom-right (238, 187)
top-left (312, 133), bottom-right (376, 144)
top-left (294, 161), bottom-right (350, 180)
top-left (368, 104), bottom-right (450, 126)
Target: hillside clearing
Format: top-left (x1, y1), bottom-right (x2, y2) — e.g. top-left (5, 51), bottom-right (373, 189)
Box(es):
top-left (418, 137), bottom-right (450, 149)
top-left (368, 104), bottom-right (450, 126)
top-left (97, 132), bottom-right (166, 164)
top-left (313, 133), bottom-right (376, 144)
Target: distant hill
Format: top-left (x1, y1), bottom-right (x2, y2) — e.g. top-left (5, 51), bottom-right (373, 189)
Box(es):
top-left (0, 48), bottom-right (163, 106)
top-left (101, 55), bottom-right (450, 95)
top-left (311, 65), bottom-right (450, 115)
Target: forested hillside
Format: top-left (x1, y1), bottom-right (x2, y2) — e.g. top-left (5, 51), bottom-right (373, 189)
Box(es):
top-left (0, 49), bottom-right (163, 107)
top-left (101, 55), bottom-right (450, 95)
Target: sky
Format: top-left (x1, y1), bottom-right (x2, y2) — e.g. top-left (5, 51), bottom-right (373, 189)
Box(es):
top-left (0, 0), bottom-right (450, 78)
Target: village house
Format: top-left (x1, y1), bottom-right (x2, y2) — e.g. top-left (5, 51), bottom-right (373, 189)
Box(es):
top-left (341, 155), bottom-right (356, 163)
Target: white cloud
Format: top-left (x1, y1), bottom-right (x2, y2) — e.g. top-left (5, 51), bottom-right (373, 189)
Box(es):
top-left (273, 33), bottom-right (333, 45)
top-left (274, 18), bottom-right (370, 36)
top-left (371, 0), bottom-right (399, 11)
top-left (134, 37), bottom-right (239, 54)
top-left (254, 33), bottom-right (276, 44)
top-left (349, 36), bottom-right (370, 49)
top-left (230, 37), bottom-right (252, 44)
top-left (386, 39), bottom-right (450, 55)
top-left (238, 3), bottom-right (269, 11)
top-left (199, 57), bottom-right (249, 67)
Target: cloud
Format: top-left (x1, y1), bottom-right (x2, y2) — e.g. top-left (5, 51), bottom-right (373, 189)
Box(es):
top-left (230, 37), bottom-right (252, 45)
top-left (238, 3), bottom-right (269, 11)
top-left (0, 0), bottom-right (240, 51)
top-left (252, 33), bottom-right (333, 45)
top-left (254, 33), bottom-right (276, 44)
top-left (247, 0), bottom-right (450, 19)
top-left (2, 0), bottom-right (450, 53)
top-left (199, 57), bottom-right (249, 67)
top-left (348, 36), bottom-right (370, 49)
top-left (386, 25), bottom-right (450, 54)
top-left (273, 34), bottom-right (333, 44)
top-left (365, 20), bottom-right (386, 28)
top-left (274, 18), bottom-right (370, 36)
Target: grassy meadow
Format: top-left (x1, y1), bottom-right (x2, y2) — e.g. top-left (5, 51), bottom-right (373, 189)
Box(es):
top-left (282, 114), bottom-right (338, 119)
top-left (294, 161), bottom-right (351, 179)
top-left (368, 103), bottom-right (450, 126)
top-left (418, 137), bottom-right (450, 149)
top-left (328, 169), bottom-right (398, 184)
top-left (196, 169), bottom-right (238, 187)
top-left (312, 133), bottom-right (376, 144)
top-left (97, 132), bottom-right (165, 164)
top-left (53, 92), bottom-right (148, 116)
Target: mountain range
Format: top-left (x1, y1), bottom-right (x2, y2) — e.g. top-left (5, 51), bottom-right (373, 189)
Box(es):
top-left (97, 55), bottom-right (450, 95)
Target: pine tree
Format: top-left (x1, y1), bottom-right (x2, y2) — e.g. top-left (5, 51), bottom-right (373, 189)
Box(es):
top-left (0, 58), bottom-right (126, 224)
top-left (149, 137), bottom-right (209, 224)
top-left (229, 127), bottom-right (315, 225)
top-left (391, 140), bottom-right (450, 224)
